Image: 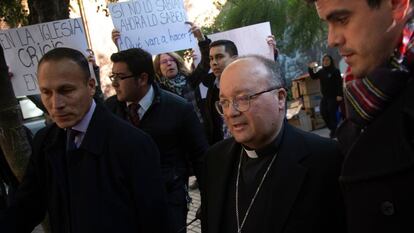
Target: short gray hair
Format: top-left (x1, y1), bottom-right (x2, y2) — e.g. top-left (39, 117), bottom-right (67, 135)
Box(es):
top-left (236, 54), bottom-right (286, 89)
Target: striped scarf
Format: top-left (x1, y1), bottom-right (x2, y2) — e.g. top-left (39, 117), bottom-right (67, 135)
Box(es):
top-left (157, 73), bottom-right (204, 123)
top-left (344, 20), bottom-right (414, 126)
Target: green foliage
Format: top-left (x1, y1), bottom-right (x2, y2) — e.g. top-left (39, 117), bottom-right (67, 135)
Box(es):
top-left (208, 0), bottom-right (326, 54)
top-left (0, 0), bottom-right (28, 27)
top-left (284, 0), bottom-right (326, 52)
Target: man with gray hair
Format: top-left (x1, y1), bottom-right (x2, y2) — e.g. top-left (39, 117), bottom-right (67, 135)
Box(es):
top-left (201, 55), bottom-right (345, 233)
top-left (308, 0), bottom-right (414, 232)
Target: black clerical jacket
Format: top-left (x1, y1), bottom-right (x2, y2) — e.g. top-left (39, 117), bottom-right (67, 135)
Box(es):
top-left (201, 123), bottom-right (346, 233)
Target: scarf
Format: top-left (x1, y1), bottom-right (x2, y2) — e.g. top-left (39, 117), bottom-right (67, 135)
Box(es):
top-left (344, 20), bottom-right (414, 126)
top-left (157, 73), bottom-right (187, 96)
top-left (157, 73), bottom-right (204, 123)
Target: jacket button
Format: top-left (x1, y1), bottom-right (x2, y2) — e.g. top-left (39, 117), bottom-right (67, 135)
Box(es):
top-left (381, 201), bottom-right (395, 216)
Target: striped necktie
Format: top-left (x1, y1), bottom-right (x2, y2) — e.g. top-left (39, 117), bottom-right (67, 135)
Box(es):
top-left (66, 129), bottom-right (79, 153)
top-left (128, 103), bottom-right (141, 127)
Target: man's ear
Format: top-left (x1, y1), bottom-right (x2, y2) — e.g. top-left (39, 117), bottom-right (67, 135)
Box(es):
top-left (138, 72), bottom-right (149, 85)
top-left (391, 0), bottom-right (410, 22)
top-left (277, 88), bottom-right (287, 109)
top-left (88, 78), bottom-right (96, 97)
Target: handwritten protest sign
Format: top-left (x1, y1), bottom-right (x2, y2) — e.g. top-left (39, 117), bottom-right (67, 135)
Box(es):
top-left (108, 0), bottom-right (197, 54)
top-left (209, 22), bottom-right (274, 59)
top-left (0, 18), bottom-right (88, 96)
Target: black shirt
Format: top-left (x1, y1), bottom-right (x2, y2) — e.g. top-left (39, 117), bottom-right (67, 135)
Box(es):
top-left (308, 66), bottom-right (343, 98)
top-left (221, 124), bottom-right (285, 233)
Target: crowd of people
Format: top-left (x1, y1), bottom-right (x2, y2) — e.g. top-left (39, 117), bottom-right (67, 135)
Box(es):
top-left (0, 0), bottom-right (414, 232)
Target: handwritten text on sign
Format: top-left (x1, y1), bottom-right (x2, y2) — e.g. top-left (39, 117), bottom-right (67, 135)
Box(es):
top-left (0, 18), bottom-right (88, 96)
top-left (109, 0), bottom-right (196, 54)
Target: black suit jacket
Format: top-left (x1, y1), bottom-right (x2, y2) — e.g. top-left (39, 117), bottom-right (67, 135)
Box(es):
top-left (194, 73), bottom-right (223, 145)
top-left (201, 123), bottom-right (346, 233)
top-left (0, 104), bottom-right (167, 233)
top-left (105, 84), bottom-right (208, 205)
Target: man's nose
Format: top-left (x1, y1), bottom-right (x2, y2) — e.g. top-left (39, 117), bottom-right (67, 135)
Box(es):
top-left (52, 93), bottom-right (65, 109)
top-left (225, 102), bottom-right (241, 118)
top-left (327, 25), bottom-right (345, 48)
top-left (111, 80), bottom-right (119, 87)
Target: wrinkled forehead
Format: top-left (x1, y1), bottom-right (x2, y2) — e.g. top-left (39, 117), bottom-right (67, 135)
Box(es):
top-left (221, 60), bottom-right (268, 94)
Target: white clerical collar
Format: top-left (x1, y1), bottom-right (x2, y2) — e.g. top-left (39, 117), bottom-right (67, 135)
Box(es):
top-left (243, 147), bottom-right (259, 159)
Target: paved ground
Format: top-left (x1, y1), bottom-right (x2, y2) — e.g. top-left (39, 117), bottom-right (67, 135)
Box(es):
top-left (32, 128), bottom-right (330, 233)
top-left (186, 180), bottom-right (202, 233)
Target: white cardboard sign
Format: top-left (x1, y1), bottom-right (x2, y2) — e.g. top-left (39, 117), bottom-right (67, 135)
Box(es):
top-left (108, 0), bottom-right (197, 55)
top-left (208, 22), bottom-right (274, 59)
top-left (0, 18), bottom-right (89, 96)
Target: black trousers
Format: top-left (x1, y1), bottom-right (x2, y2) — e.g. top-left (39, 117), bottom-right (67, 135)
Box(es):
top-left (167, 202), bottom-right (188, 233)
top-left (165, 178), bottom-right (189, 233)
top-left (320, 97), bottom-right (339, 131)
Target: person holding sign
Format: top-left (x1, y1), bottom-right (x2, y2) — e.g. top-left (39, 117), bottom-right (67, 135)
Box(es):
top-left (112, 22), bottom-right (211, 124)
top-left (104, 48), bottom-right (208, 233)
top-left (0, 47), bottom-right (167, 233)
top-left (195, 39), bottom-right (239, 145)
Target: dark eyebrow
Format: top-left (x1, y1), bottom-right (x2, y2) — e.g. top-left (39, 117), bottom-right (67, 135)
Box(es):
top-left (326, 9), bottom-right (351, 22)
top-left (111, 72), bottom-right (127, 76)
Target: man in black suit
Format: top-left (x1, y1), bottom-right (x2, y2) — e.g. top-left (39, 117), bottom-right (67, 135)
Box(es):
top-left (0, 47), bottom-right (166, 233)
top-left (198, 40), bottom-right (238, 145)
top-left (104, 48), bottom-right (208, 233)
top-left (201, 55), bottom-right (346, 233)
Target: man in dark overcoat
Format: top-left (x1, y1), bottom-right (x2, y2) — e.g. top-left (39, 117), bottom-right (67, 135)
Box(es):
top-left (0, 47), bottom-right (167, 233)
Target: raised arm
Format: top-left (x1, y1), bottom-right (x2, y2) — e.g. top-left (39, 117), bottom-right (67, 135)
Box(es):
top-left (111, 29), bottom-right (121, 51)
top-left (308, 62), bottom-right (321, 80)
top-left (185, 22), bottom-right (212, 88)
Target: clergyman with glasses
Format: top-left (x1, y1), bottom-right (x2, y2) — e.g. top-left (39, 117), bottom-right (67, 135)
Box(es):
top-left (201, 55), bottom-right (346, 233)
top-left (104, 48), bottom-right (208, 233)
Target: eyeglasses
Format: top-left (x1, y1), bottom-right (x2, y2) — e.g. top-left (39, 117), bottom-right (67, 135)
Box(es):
top-left (215, 86), bottom-right (280, 115)
top-left (109, 73), bottom-right (135, 83)
top-left (160, 58), bottom-right (175, 65)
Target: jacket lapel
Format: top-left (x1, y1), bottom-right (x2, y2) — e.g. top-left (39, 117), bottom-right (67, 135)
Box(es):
top-left (263, 124), bottom-right (308, 232)
top-left (207, 139), bottom-right (240, 233)
top-left (78, 104), bottom-right (107, 157)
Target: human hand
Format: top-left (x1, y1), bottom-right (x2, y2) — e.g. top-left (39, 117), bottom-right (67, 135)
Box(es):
top-left (336, 96), bottom-right (343, 102)
top-left (308, 62), bottom-right (318, 68)
top-left (266, 35), bottom-right (277, 50)
top-left (191, 49), bottom-right (198, 61)
top-left (111, 29), bottom-right (121, 46)
top-left (186, 21), bottom-right (205, 41)
top-left (86, 49), bottom-right (98, 67)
